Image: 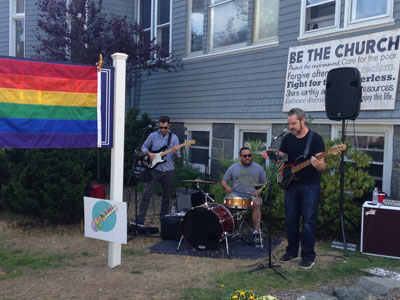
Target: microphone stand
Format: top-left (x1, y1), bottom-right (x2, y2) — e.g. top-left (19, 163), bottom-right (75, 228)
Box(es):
top-left (126, 127), bottom-right (153, 240)
top-left (249, 139), bottom-right (287, 280)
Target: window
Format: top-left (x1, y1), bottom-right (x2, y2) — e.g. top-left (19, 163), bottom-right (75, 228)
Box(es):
top-left (185, 124), bottom-right (212, 172)
top-left (186, 0), bottom-right (279, 57)
top-left (304, 0), bottom-right (336, 32)
top-left (300, 0), bottom-right (394, 39)
top-left (350, 0), bottom-right (387, 21)
top-left (138, 0), bottom-right (171, 57)
top-left (10, 0), bottom-right (25, 57)
top-left (187, 0), bottom-right (204, 54)
top-left (234, 124), bottom-right (271, 160)
top-left (334, 125), bottom-right (393, 196)
top-left (209, 0), bottom-right (248, 51)
top-left (253, 0), bottom-right (279, 43)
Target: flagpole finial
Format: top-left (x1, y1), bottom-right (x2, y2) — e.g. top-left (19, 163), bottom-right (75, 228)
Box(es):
top-left (96, 54), bottom-right (103, 72)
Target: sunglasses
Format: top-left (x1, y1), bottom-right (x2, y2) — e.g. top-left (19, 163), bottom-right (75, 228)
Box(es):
top-left (241, 154), bottom-right (252, 158)
top-left (159, 126), bottom-right (169, 129)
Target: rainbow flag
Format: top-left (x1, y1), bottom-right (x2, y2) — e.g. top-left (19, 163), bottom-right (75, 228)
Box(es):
top-left (0, 56), bottom-right (113, 148)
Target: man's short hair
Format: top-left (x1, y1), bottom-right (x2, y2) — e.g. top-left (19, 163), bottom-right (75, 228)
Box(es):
top-left (159, 115), bottom-right (170, 123)
top-left (288, 108), bottom-right (305, 120)
top-left (239, 146), bottom-right (251, 156)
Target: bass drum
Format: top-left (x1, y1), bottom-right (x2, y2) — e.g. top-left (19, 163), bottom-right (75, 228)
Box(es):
top-left (181, 203), bottom-right (234, 250)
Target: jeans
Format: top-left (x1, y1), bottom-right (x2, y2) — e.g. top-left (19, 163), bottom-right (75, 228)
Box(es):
top-left (284, 183), bottom-right (320, 262)
top-left (138, 169), bottom-right (174, 222)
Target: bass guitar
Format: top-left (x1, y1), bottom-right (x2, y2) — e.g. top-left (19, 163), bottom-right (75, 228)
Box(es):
top-left (147, 140), bottom-right (196, 169)
top-left (277, 144), bottom-right (346, 190)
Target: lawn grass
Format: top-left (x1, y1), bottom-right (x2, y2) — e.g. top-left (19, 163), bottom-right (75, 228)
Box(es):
top-left (0, 245), bottom-right (69, 280)
top-left (182, 244), bottom-right (400, 300)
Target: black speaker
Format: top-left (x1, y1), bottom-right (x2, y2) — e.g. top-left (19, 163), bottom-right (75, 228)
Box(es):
top-left (160, 215), bottom-right (183, 240)
top-left (325, 67), bottom-right (362, 120)
top-left (176, 187), bottom-right (205, 211)
top-left (361, 202), bottom-right (400, 259)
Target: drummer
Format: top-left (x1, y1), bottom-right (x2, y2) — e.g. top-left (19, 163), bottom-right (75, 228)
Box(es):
top-left (221, 146), bottom-right (267, 243)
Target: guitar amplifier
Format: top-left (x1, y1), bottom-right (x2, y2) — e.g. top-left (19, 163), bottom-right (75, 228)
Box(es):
top-left (160, 215), bottom-right (184, 241)
top-left (176, 187), bottom-right (205, 211)
top-left (361, 202), bottom-right (400, 259)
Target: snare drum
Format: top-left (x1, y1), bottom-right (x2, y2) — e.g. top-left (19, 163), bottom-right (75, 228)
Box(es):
top-left (181, 203), bottom-right (234, 250)
top-left (224, 196), bottom-right (252, 210)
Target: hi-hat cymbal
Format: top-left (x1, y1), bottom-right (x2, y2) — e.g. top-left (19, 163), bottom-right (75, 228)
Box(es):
top-left (182, 178), bottom-right (217, 185)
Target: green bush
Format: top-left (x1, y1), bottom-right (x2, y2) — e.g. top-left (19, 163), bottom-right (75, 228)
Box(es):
top-left (318, 139), bottom-right (375, 237)
top-left (0, 149), bottom-right (91, 222)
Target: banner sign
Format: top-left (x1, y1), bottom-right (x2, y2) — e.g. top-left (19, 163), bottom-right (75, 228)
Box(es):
top-left (84, 197), bottom-right (127, 244)
top-left (0, 56), bottom-right (113, 148)
top-left (283, 29), bottom-right (400, 112)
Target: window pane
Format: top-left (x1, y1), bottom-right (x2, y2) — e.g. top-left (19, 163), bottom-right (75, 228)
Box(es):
top-left (305, 2), bottom-right (335, 31)
top-left (307, 0), bottom-right (333, 5)
top-left (189, 148), bottom-right (209, 165)
top-left (242, 132), bottom-right (266, 146)
top-left (190, 0), bottom-right (204, 52)
top-left (347, 135), bottom-right (384, 163)
top-left (352, 0), bottom-right (387, 20)
top-left (16, 0), bottom-right (24, 13)
top-left (15, 19), bottom-right (24, 58)
top-left (210, 0), bottom-right (248, 50)
top-left (157, 24), bottom-right (170, 57)
top-left (253, 0), bottom-right (278, 43)
top-left (158, 0), bottom-right (170, 25)
top-left (140, 0), bottom-right (151, 29)
top-left (190, 131), bottom-right (209, 147)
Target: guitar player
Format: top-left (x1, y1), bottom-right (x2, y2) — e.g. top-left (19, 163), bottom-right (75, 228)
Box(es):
top-left (262, 108), bottom-right (325, 269)
top-left (133, 115), bottom-right (180, 227)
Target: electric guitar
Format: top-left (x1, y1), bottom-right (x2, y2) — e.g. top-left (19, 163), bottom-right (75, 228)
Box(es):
top-left (147, 140), bottom-right (196, 169)
top-left (277, 144), bottom-right (346, 190)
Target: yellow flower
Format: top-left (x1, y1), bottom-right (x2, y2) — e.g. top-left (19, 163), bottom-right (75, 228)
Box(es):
top-left (221, 284), bottom-right (224, 287)
top-left (232, 296), bottom-right (238, 299)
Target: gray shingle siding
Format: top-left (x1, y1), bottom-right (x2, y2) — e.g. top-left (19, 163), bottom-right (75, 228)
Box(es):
top-left (0, 1), bottom-right (9, 56)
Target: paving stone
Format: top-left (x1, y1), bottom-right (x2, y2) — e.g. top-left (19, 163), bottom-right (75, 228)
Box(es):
top-left (333, 286), bottom-right (377, 300)
top-left (295, 290), bottom-right (338, 300)
top-left (359, 276), bottom-right (400, 299)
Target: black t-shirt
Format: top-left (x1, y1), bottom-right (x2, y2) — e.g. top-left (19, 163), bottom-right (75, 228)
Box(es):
top-left (279, 130), bottom-right (325, 185)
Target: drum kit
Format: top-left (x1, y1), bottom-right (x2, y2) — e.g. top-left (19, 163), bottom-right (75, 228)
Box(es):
top-left (176, 178), bottom-right (267, 256)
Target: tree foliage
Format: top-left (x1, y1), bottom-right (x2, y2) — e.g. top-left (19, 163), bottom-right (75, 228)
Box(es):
top-left (35, 0), bottom-right (181, 85)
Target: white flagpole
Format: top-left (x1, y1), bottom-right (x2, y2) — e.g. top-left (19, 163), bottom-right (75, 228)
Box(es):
top-left (108, 52), bottom-right (128, 268)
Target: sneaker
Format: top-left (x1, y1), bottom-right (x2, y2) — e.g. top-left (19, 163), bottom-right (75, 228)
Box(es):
top-left (130, 219), bottom-right (144, 227)
top-left (279, 253), bottom-right (299, 263)
top-left (254, 236), bottom-right (261, 248)
top-left (299, 260), bottom-right (315, 269)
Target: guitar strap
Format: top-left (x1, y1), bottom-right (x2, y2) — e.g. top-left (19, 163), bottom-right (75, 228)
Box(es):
top-left (302, 130), bottom-right (314, 159)
top-left (167, 132), bottom-right (172, 148)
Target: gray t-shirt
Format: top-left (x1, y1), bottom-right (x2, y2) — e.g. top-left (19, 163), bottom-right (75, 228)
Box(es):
top-left (223, 162), bottom-right (267, 198)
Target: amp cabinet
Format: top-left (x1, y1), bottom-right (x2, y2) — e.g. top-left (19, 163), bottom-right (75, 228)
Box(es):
top-left (361, 202), bottom-right (400, 259)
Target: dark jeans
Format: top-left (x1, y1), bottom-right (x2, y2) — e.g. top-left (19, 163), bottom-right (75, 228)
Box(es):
top-left (284, 183), bottom-right (320, 262)
top-left (138, 169), bottom-right (174, 222)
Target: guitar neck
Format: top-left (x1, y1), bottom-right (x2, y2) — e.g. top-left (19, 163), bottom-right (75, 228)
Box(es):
top-left (291, 152), bottom-right (328, 174)
top-left (160, 143), bottom-right (187, 157)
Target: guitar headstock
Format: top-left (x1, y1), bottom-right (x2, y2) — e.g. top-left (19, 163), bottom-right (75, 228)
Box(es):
top-left (328, 144), bottom-right (347, 155)
top-left (184, 140), bottom-right (196, 146)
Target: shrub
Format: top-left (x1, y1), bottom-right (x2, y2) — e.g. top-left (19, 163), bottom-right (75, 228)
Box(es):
top-left (1, 149), bottom-right (91, 222)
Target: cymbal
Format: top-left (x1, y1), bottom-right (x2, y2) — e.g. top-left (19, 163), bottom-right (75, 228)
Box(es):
top-left (182, 178), bottom-right (217, 185)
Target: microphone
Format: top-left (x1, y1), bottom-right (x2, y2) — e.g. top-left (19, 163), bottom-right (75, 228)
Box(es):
top-left (273, 128), bottom-right (288, 141)
top-left (141, 124), bottom-right (152, 131)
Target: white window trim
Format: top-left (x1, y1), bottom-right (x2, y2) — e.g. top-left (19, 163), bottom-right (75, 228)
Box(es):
top-left (343, 0), bottom-right (394, 30)
top-left (299, 0), bottom-right (395, 42)
top-left (234, 124), bottom-right (272, 160)
top-left (299, 0), bottom-right (340, 40)
top-left (186, 0), bottom-right (202, 56)
top-left (137, 0), bottom-right (173, 57)
top-left (185, 123), bottom-right (212, 173)
top-left (331, 124), bottom-right (393, 196)
top-left (9, 0), bottom-right (25, 57)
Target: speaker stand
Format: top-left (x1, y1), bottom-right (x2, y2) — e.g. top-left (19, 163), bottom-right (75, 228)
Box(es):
top-left (318, 119), bottom-right (358, 256)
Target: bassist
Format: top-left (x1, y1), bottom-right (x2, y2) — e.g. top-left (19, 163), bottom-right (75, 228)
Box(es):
top-left (262, 108), bottom-right (325, 269)
top-left (133, 116), bottom-right (180, 227)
